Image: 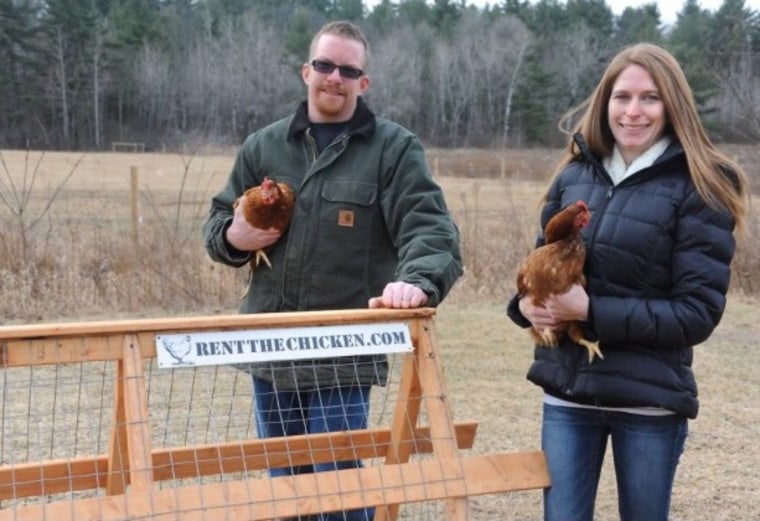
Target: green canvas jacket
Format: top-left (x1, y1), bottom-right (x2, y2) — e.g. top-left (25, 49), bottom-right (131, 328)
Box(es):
top-left (203, 98), bottom-right (462, 389)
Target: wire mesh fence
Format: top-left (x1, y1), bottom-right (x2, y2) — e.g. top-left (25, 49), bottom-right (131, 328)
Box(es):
top-left (0, 310), bottom-right (545, 520)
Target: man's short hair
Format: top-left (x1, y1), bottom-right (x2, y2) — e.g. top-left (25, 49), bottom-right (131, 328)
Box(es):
top-left (309, 21), bottom-right (370, 67)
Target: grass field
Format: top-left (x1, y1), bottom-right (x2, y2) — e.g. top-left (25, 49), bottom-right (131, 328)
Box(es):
top-left (0, 147), bottom-right (758, 519)
top-left (436, 296), bottom-right (760, 520)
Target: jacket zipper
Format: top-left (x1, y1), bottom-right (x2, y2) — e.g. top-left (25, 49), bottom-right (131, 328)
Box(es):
top-left (280, 128), bottom-right (320, 310)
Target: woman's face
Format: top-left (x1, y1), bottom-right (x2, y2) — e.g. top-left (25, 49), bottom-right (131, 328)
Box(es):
top-left (607, 64), bottom-right (666, 165)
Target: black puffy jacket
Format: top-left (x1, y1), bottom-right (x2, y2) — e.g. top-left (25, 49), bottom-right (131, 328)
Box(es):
top-left (507, 134), bottom-right (736, 418)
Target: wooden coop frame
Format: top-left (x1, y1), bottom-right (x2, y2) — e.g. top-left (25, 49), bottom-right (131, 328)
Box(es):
top-left (0, 308), bottom-right (549, 520)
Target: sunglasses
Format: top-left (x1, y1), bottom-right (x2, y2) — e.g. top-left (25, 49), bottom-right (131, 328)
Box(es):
top-left (310, 59), bottom-right (364, 80)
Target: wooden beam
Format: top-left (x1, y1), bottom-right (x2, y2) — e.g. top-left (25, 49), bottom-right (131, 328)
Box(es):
top-left (106, 356), bottom-right (129, 495)
top-left (415, 317), bottom-right (470, 520)
top-left (151, 421), bottom-right (478, 480)
top-left (0, 452), bottom-right (549, 521)
top-left (0, 308), bottom-right (436, 341)
top-left (375, 326), bottom-right (425, 521)
top-left (121, 334), bottom-right (153, 492)
top-left (0, 309), bottom-right (437, 366)
top-left (0, 422), bottom-right (477, 500)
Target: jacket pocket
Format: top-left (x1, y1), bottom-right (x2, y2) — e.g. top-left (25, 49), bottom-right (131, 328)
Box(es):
top-left (311, 180), bottom-right (380, 304)
top-left (321, 180), bottom-right (377, 206)
top-left (319, 180), bottom-right (378, 233)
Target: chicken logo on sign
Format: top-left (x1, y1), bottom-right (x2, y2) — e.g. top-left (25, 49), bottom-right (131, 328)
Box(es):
top-left (160, 335), bottom-right (194, 366)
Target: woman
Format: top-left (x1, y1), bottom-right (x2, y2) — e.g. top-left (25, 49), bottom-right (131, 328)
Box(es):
top-left (507, 43), bottom-right (749, 521)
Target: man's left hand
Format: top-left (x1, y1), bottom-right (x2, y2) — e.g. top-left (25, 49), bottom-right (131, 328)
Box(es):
top-left (368, 281), bottom-right (428, 309)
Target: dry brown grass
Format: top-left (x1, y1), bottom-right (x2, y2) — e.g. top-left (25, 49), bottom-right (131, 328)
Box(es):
top-left (1, 146), bottom-right (757, 320)
top-left (436, 296), bottom-right (760, 520)
top-left (0, 147), bottom-right (759, 519)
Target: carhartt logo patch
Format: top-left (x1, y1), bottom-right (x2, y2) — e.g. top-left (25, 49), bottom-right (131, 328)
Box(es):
top-left (338, 210), bottom-right (355, 227)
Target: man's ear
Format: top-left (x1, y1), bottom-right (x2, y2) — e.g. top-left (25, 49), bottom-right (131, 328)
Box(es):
top-left (301, 62), bottom-right (311, 85)
top-left (359, 74), bottom-right (370, 94)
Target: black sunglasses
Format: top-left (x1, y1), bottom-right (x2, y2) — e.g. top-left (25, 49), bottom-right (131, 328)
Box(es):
top-left (310, 59), bottom-right (364, 80)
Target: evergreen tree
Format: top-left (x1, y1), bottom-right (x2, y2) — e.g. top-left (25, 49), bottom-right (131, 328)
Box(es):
top-left (0, 0), bottom-right (46, 146)
top-left (366, 0), bottom-right (397, 34)
top-left (614, 3), bottom-right (663, 47)
top-left (566, 0), bottom-right (614, 36)
top-left (512, 56), bottom-right (557, 146)
top-left (431, 0), bottom-right (462, 35)
top-left (329, 0), bottom-right (364, 21)
top-left (397, 0), bottom-right (432, 27)
top-left (1, 0), bottom-right (758, 149)
top-left (667, 0), bottom-right (720, 114)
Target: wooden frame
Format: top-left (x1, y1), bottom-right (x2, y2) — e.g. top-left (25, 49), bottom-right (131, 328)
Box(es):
top-left (0, 308), bottom-right (549, 520)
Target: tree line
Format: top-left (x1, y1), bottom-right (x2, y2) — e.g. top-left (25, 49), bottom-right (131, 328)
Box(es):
top-left (1, 0), bottom-right (758, 151)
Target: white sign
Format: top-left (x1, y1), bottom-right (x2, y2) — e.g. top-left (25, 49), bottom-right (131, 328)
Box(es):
top-left (155, 321), bottom-right (413, 368)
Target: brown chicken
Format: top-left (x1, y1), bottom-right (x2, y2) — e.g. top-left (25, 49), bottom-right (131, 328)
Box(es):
top-left (233, 176), bottom-right (295, 278)
top-left (516, 200), bottom-right (603, 362)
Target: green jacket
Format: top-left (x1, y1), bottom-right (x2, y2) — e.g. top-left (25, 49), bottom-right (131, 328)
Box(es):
top-left (203, 98), bottom-right (462, 389)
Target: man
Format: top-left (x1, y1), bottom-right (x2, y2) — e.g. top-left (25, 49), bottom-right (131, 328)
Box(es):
top-left (203, 20), bottom-right (462, 521)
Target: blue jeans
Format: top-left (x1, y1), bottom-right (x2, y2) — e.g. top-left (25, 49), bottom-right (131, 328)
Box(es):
top-left (252, 376), bottom-right (374, 521)
top-left (541, 403), bottom-right (688, 521)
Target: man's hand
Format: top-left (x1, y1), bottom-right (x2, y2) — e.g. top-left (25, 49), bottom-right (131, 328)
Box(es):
top-left (368, 281), bottom-right (428, 309)
top-left (225, 194), bottom-right (281, 251)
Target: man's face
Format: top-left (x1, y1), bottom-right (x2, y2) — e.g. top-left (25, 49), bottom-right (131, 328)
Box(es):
top-left (302, 33), bottom-right (369, 123)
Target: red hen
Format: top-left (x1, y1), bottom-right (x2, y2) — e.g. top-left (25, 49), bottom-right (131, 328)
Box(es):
top-left (233, 176), bottom-right (295, 275)
top-left (516, 200), bottom-right (603, 362)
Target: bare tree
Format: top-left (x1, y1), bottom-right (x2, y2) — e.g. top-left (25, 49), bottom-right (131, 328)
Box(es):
top-left (367, 24), bottom-right (434, 130)
top-left (431, 12), bottom-right (532, 146)
top-left (467, 15), bottom-right (532, 146)
top-left (91, 18), bottom-right (110, 149)
top-left (546, 22), bottom-right (611, 109)
top-left (53, 27), bottom-right (70, 147)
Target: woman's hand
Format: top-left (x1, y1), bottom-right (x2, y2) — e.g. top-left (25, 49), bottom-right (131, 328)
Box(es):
top-left (519, 296), bottom-right (561, 330)
top-left (543, 284), bottom-right (589, 322)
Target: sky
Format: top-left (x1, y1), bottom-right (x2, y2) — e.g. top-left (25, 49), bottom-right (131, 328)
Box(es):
top-left (364, 1), bottom-right (760, 25)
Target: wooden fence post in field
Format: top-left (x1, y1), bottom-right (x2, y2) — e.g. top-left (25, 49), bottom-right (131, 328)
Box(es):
top-left (130, 166), bottom-right (139, 247)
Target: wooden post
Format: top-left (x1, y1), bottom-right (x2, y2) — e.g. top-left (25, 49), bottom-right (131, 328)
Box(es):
top-left (106, 354), bottom-right (128, 495)
top-left (130, 166), bottom-right (139, 247)
top-left (415, 317), bottom-right (469, 520)
top-left (374, 334), bottom-right (424, 521)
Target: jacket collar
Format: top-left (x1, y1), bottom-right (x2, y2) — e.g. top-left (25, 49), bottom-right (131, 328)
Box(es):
top-left (573, 132), bottom-right (685, 175)
top-left (287, 96), bottom-right (376, 142)
top-left (604, 136), bottom-right (672, 185)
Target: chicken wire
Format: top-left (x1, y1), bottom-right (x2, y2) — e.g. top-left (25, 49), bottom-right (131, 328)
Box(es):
top-left (0, 345), bottom-right (456, 520)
